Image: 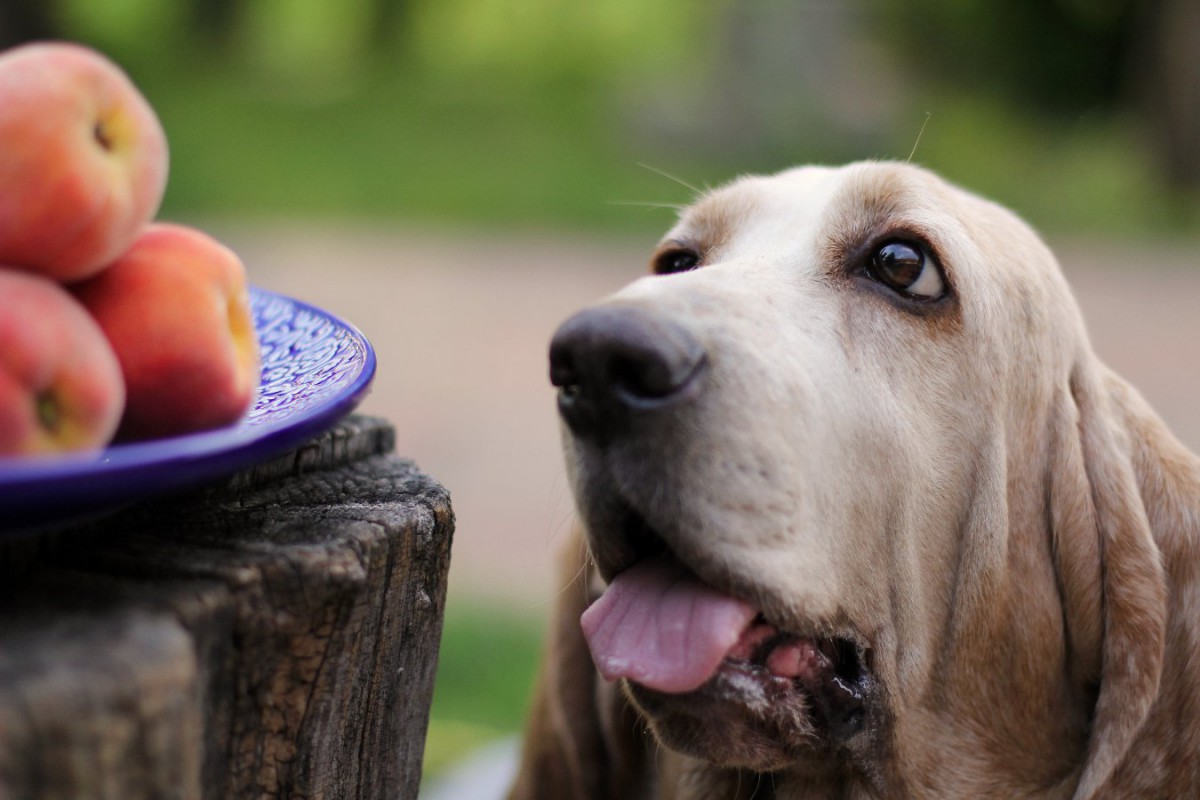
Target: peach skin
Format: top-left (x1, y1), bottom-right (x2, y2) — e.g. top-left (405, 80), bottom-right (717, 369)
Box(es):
top-left (0, 42), bottom-right (168, 282)
top-left (0, 269), bottom-right (125, 455)
top-left (73, 223), bottom-right (260, 440)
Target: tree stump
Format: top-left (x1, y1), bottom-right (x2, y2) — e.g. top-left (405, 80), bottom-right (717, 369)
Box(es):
top-left (0, 415), bottom-right (454, 800)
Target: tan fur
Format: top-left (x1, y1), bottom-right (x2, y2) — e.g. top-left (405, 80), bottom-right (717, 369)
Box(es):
top-left (509, 162), bottom-right (1200, 799)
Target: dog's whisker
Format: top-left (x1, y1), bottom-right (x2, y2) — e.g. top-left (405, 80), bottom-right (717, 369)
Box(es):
top-left (636, 161), bottom-right (705, 197)
top-left (540, 537), bottom-right (594, 612)
top-left (906, 111), bottom-right (932, 164)
top-left (549, 506), bottom-right (577, 538)
top-left (547, 567), bottom-right (587, 604)
top-left (606, 200), bottom-right (687, 211)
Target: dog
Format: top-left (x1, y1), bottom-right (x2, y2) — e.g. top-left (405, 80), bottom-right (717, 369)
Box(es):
top-left (506, 161), bottom-right (1200, 799)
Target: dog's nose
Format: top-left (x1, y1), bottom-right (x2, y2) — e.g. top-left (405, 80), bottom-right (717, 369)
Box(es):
top-left (549, 305), bottom-right (706, 438)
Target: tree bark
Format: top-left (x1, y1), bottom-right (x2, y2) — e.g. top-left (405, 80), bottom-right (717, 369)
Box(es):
top-left (1133, 0), bottom-right (1200, 191)
top-left (0, 0), bottom-right (59, 51)
top-left (0, 415), bottom-right (453, 800)
top-left (188, 0), bottom-right (243, 51)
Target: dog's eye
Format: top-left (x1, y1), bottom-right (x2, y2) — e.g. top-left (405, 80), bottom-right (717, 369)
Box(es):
top-left (654, 248), bottom-right (701, 275)
top-left (867, 240), bottom-right (945, 300)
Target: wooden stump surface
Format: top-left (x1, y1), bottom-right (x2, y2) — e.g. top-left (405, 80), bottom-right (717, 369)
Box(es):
top-left (0, 415), bottom-right (454, 800)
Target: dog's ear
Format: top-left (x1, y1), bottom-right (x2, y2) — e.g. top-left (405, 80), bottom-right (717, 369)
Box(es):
top-left (507, 527), bottom-right (648, 800)
top-left (1050, 358), bottom-right (1170, 800)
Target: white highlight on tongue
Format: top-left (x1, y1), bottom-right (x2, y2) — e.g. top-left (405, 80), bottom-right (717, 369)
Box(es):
top-left (580, 556), bottom-right (757, 694)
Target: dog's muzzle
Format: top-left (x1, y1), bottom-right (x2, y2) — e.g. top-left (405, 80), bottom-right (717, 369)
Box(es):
top-left (548, 305), bottom-right (707, 440)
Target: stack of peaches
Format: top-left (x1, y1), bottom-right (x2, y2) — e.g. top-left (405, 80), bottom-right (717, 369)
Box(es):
top-left (0, 42), bottom-right (260, 457)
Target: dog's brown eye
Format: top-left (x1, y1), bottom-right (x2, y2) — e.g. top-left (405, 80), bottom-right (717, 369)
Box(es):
top-left (868, 240), bottom-right (944, 300)
top-left (654, 248), bottom-right (701, 275)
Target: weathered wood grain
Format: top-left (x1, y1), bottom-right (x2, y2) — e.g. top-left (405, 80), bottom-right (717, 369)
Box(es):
top-left (0, 415), bottom-right (453, 800)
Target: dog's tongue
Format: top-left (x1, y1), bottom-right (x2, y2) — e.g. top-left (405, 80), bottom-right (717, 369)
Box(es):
top-left (581, 556), bottom-right (756, 694)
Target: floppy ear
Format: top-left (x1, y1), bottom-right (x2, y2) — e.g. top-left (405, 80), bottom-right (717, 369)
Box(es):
top-left (1051, 358), bottom-right (1170, 800)
top-left (507, 527), bottom-right (649, 800)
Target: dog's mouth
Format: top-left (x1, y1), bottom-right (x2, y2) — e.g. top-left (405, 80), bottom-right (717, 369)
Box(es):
top-left (582, 551), bottom-right (877, 752)
top-left (720, 614), bottom-right (872, 741)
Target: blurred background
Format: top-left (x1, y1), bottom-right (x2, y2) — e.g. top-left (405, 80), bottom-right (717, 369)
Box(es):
top-left (5, 0), bottom-right (1197, 789)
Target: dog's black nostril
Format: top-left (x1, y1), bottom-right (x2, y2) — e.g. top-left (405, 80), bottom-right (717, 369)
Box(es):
top-left (548, 305), bottom-right (707, 439)
top-left (608, 350), bottom-right (682, 401)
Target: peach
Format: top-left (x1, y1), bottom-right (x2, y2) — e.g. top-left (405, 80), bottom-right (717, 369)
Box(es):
top-left (0, 269), bottom-right (125, 455)
top-left (0, 42), bottom-right (168, 282)
top-left (73, 223), bottom-right (260, 440)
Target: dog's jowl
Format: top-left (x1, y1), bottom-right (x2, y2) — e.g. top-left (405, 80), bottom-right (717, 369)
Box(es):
top-left (510, 162), bottom-right (1200, 800)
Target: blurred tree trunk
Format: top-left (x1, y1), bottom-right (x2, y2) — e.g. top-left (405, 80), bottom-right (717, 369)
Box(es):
top-left (369, 0), bottom-right (414, 53)
top-left (190, 0), bottom-right (243, 51)
top-left (0, 0), bottom-right (60, 50)
top-left (700, 0), bottom-right (898, 162)
top-left (1135, 0), bottom-right (1200, 191)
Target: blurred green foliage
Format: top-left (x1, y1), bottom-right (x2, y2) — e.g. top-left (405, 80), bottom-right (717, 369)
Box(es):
top-left (423, 602), bottom-right (543, 778)
top-left (35, 0), bottom-right (722, 236)
top-left (3, 0), bottom-right (1190, 236)
top-left (868, 0), bottom-right (1140, 113)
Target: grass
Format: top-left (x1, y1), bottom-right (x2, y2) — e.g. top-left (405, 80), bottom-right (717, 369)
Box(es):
top-left (132, 61), bottom-right (703, 237)
top-left (902, 93), bottom-right (1200, 236)
top-left (423, 600), bottom-right (545, 779)
top-left (35, 1), bottom-right (1200, 243)
top-left (90, 44), bottom-right (1197, 244)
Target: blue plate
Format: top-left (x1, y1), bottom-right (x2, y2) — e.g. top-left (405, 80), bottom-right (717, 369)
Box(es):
top-left (0, 287), bottom-right (376, 533)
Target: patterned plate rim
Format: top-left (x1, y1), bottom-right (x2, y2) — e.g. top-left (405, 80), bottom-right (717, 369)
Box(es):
top-left (0, 286), bottom-right (377, 526)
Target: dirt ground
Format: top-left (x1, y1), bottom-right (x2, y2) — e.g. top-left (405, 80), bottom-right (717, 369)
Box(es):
top-left (218, 222), bottom-right (1200, 612)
